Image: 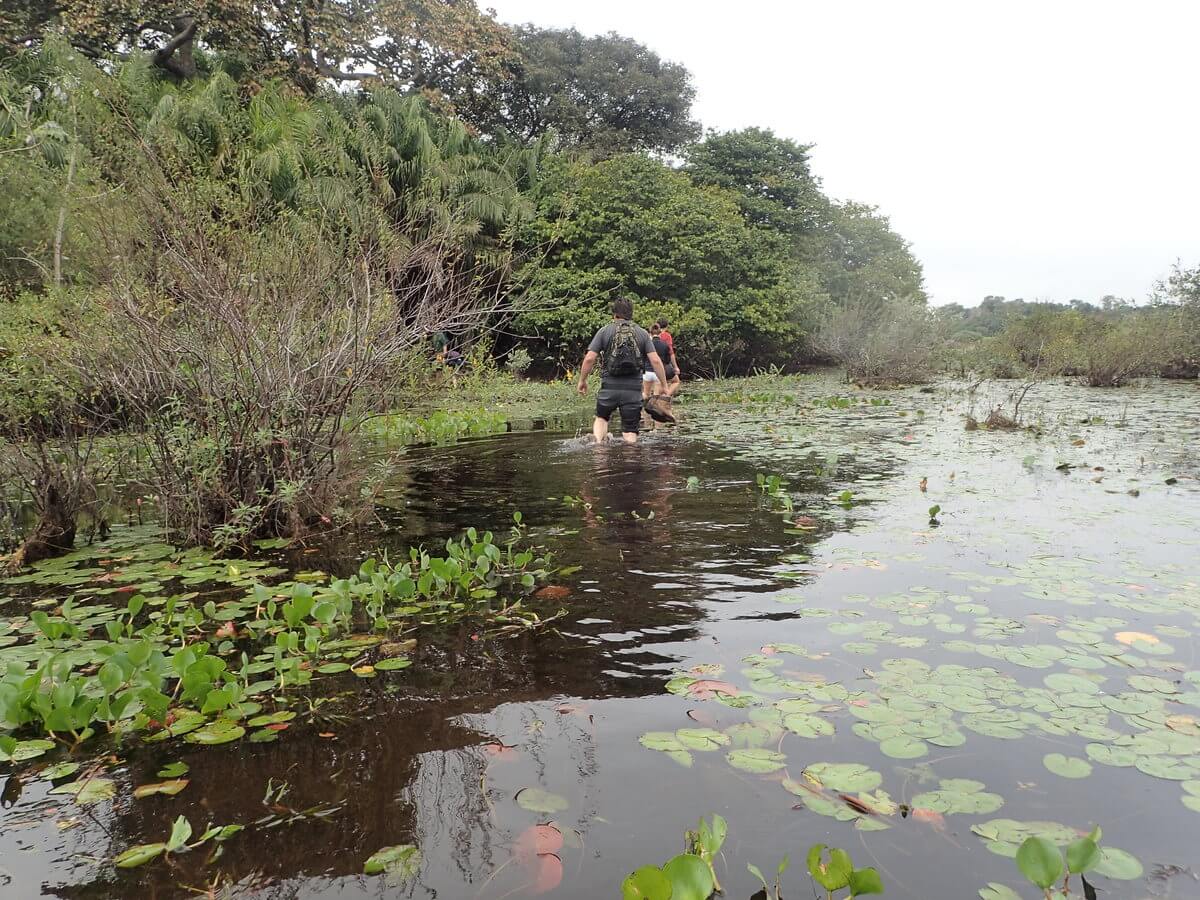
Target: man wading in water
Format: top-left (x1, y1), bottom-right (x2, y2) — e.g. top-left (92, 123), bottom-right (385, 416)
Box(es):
top-left (577, 297), bottom-right (670, 444)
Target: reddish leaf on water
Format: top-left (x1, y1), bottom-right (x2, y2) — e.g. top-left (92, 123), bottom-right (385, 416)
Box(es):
top-left (514, 824), bottom-right (564, 860)
top-left (483, 742), bottom-right (519, 761)
top-left (687, 680), bottom-right (739, 700)
top-left (534, 585), bottom-right (571, 600)
top-left (760, 645), bottom-right (778, 655)
top-left (529, 852), bottom-right (563, 894)
top-left (318, 732), bottom-right (336, 739)
top-left (686, 708), bottom-right (717, 727)
top-left (266, 722), bottom-right (289, 732)
top-left (214, 621), bottom-right (237, 640)
top-left (912, 808), bottom-right (945, 829)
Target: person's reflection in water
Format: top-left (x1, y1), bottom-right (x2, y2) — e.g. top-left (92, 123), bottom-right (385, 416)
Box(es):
top-left (578, 440), bottom-right (677, 565)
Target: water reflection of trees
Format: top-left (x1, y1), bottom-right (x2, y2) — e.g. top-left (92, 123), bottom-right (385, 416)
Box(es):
top-left (41, 430), bottom-right (849, 898)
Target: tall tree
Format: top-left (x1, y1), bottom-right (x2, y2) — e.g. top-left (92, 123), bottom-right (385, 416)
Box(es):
top-left (515, 154), bottom-right (823, 374)
top-left (485, 26), bottom-right (699, 155)
top-left (813, 201), bottom-right (926, 306)
top-left (685, 127), bottom-right (826, 236)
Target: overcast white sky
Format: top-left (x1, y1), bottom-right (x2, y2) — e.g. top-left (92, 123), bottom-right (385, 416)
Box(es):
top-left (487, 0), bottom-right (1200, 306)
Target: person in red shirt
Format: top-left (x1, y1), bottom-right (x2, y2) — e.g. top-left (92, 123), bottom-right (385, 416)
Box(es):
top-left (656, 317), bottom-right (681, 396)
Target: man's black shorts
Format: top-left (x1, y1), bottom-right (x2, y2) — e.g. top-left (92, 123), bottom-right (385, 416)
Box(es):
top-left (596, 384), bottom-right (642, 434)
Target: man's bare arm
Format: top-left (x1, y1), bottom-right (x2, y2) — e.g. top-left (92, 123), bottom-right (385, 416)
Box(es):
top-left (577, 350), bottom-right (599, 395)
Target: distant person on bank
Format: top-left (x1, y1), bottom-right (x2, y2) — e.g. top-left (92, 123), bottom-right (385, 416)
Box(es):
top-left (577, 297), bottom-right (669, 444)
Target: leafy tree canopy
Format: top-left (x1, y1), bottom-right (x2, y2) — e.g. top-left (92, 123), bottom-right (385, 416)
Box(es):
top-left (3, 0), bottom-right (516, 110)
top-left (488, 26), bottom-right (699, 155)
top-left (686, 127), bottom-right (825, 236)
top-left (514, 154), bottom-right (824, 373)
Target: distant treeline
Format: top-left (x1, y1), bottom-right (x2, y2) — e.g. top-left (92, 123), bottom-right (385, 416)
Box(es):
top-left (1, 2), bottom-right (924, 380)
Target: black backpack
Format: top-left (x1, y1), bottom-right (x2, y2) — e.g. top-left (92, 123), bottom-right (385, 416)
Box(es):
top-left (606, 321), bottom-right (642, 377)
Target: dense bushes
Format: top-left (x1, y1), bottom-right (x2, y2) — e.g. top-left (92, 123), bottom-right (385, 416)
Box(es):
top-left (513, 154), bottom-right (825, 375)
top-left (818, 298), bottom-right (938, 386)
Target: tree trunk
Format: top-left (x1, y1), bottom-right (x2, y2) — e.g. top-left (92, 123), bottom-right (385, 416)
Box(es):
top-left (5, 474), bottom-right (77, 572)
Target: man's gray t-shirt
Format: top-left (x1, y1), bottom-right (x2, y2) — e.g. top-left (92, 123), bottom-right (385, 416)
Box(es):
top-left (587, 319), bottom-right (655, 390)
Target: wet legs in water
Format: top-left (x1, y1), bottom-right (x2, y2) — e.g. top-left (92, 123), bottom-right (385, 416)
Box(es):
top-left (592, 415), bottom-right (638, 444)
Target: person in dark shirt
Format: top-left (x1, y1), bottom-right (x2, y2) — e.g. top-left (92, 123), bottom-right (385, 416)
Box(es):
top-left (656, 317), bottom-right (681, 396)
top-left (642, 324), bottom-right (675, 400)
top-left (576, 297), bottom-right (669, 444)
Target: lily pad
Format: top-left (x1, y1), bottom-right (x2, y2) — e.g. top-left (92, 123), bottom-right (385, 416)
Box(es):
top-left (364, 844), bottom-right (421, 879)
top-left (726, 748), bottom-right (787, 773)
top-left (133, 779), bottom-right (190, 798)
top-left (803, 763), bottom-right (882, 793)
top-left (515, 787), bottom-right (568, 814)
top-left (1043, 754), bottom-right (1092, 779)
top-left (879, 735), bottom-right (928, 759)
top-left (185, 720), bottom-right (245, 745)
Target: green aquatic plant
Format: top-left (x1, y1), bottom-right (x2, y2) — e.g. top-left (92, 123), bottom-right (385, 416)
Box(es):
top-left (806, 844), bottom-right (884, 899)
top-left (113, 814), bottom-right (242, 868)
top-left (621, 815), bottom-right (724, 900)
top-left (928, 504), bottom-right (941, 526)
top-left (1013, 826), bottom-right (1102, 899)
top-left (746, 855), bottom-right (790, 900)
top-left (756, 473), bottom-right (795, 514)
top-left (0, 517), bottom-right (560, 753)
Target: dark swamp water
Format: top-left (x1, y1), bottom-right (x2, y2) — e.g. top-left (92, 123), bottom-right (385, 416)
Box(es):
top-left (3, 376), bottom-right (1200, 899)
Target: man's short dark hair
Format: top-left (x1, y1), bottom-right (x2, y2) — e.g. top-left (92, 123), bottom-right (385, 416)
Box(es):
top-left (656, 316), bottom-right (669, 329)
top-left (612, 297), bottom-right (634, 319)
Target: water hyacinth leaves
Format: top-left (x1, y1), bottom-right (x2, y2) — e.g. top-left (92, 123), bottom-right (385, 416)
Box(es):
top-left (1016, 837), bottom-right (1063, 889)
top-left (622, 855), bottom-right (712, 900)
top-left (114, 842), bottom-right (168, 868)
top-left (515, 787), bottom-right (568, 814)
top-left (807, 845), bottom-right (851, 892)
top-left (973, 820), bottom-right (1143, 880)
top-left (622, 865), bottom-right (672, 900)
top-left (661, 853), bottom-right (715, 900)
top-left (805, 844), bottom-right (883, 897)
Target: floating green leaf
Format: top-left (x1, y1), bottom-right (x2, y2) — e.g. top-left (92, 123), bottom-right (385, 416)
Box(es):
top-left (726, 748), bottom-right (786, 773)
top-left (515, 787), bottom-right (568, 814)
top-left (1043, 753), bottom-right (1092, 779)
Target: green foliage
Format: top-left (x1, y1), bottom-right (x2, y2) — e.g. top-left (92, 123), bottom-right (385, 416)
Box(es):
top-left (686, 127), bottom-right (824, 236)
top-left (1013, 827), bottom-right (1104, 898)
top-left (113, 814), bottom-right (241, 868)
top-left (494, 27), bottom-right (699, 155)
top-left (516, 154), bottom-right (823, 374)
top-left (0, 519), bottom-right (556, 749)
top-left (818, 296), bottom-right (938, 385)
top-left (806, 844), bottom-right (884, 898)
